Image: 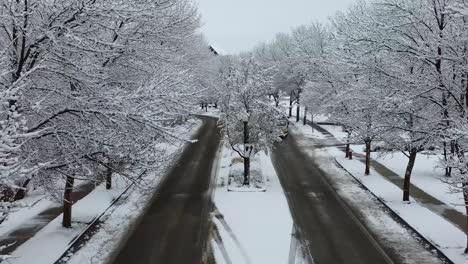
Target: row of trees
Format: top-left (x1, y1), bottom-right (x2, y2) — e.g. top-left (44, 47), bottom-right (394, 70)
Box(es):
top-left (248, 0), bottom-right (467, 252)
top-left (0, 0), bottom-right (215, 227)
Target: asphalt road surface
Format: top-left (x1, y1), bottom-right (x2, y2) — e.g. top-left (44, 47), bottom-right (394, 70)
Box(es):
top-left (111, 116), bottom-right (221, 264)
top-left (272, 134), bottom-right (396, 264)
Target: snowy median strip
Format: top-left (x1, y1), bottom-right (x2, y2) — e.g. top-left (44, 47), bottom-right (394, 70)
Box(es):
top-left (212, 144), bottom-right (294, 264)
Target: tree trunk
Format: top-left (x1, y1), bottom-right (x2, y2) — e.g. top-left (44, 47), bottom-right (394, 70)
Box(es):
top-left (62, 175), bottom-right (75, 228)
top-left (464, 182), bottom-right (468, 254)
top-left (106, 167), bottom-right (112, 190)
top-left (365, 140), bottom-right (371, 175)
top-left (289, 95), bottom-right (293, 118)
top-left (243, 121), bottom-right (250, 186)
top-left (403, 148), bottom-right (417, 202)
top-left (443, 141), bottom-right (450, 177)
top-left (296, 97), bottom-right (300, 122)
top-left (303, 107), bottom-right (307, 125)
top-left (13, 178), bottom-right (32, 201)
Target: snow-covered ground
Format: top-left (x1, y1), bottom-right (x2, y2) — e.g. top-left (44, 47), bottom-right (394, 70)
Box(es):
top-left (0, 179), bottom-right (91, 241)
top-left (339, 138), bottom-right (464, 215)
top-left (373, 152), bottom-right (464, 213)
top-left (335, 154), bottom-right (468, 264)
top-left (291, 120), bottom-right (468, 264)
top-left (4, 119), bottom-right (201, 264)
top-left (289, 102), bottom-right (464, 214)
top-left (212, 143), bottom-right (294, 264)
top-left (0, 196), bottom-right (54, 238)
top-left (7, 177), bottom-right (128, 264)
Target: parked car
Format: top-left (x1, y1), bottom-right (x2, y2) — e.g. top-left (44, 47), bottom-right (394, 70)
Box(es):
top-left (277, 118), bottom-right (289, 139)
top-left (362, 141), bottom-right (389, 152)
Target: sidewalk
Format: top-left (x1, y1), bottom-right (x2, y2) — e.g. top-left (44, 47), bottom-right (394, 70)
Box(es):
top-left (305, 120), bottom-right (466, 235)
top-left (0, 182), bottom-right (97, 256)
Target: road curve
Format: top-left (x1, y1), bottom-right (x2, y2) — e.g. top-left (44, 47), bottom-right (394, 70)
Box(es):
top-left (111, 116), bottom-right (221, 264)
top-left (271, 134), bottom-right (395, 264)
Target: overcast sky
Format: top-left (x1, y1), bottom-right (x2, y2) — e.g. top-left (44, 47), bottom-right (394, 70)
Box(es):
top-left (195, 0), bottom-right (356, 54)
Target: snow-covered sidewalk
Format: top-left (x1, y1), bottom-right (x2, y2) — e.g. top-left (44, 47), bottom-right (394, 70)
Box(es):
top-left (212, 144), bottom-right (294, 264)
top-left (7, 178), bottom-right (128, 264)
top-left (289, 115), bottom-right (468, 263)
top-left (335, 154), bottom-right (468, 263)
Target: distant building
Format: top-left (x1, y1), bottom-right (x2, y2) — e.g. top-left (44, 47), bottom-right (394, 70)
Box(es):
top-left (209, 46), bottom-right (219, 56)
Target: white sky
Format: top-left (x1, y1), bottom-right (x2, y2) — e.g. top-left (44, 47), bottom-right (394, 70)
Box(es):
top-left (195, 0), bottom-right (356, 54)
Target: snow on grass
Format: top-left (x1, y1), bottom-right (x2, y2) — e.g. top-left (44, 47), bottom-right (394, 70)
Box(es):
top-left (335, 155), bottom-right (468, 264)
top-left (320, 124), bottom-right (348, 141)
top-left (212, 144), bottom-right (293, 264)
top-left (0, 197), bottom-right (54, 238)
top-left (374, 153), bottom-right (465, 214)
top-left (290, 120), bottom-right (326, 140)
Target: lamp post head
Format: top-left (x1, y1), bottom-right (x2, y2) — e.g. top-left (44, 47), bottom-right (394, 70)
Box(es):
top-left (239, 110), bottom-right (249, 122)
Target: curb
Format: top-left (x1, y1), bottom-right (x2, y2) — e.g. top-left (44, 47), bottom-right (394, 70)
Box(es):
top-left (334, 158), bottom-right (454, 264)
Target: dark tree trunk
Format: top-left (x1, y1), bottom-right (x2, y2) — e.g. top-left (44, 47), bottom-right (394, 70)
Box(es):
top-left (289, 95), bottom-right (293, 117)
top-left (296, 97), bottom-right (300, 122)
top-left (13, 178), bottom-right (32, 201)
top-left (62, 175), bottom-right (75, 228)
top-left (403, 148), bottom-right (417, 201)
top-left (365, 140), bottom-right (371, 175)
top-left (303, 107), bottom-right (307, 125)
top-left (443, 141), bottom-right (450, 177)
top-left (106, 168), bottom-right (112, 190)
top-left (243, 121), bottom-right (250, 186)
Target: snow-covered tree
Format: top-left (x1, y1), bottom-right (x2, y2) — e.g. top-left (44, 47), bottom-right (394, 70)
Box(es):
top-left (219, 56), bottom-right (282, 186)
